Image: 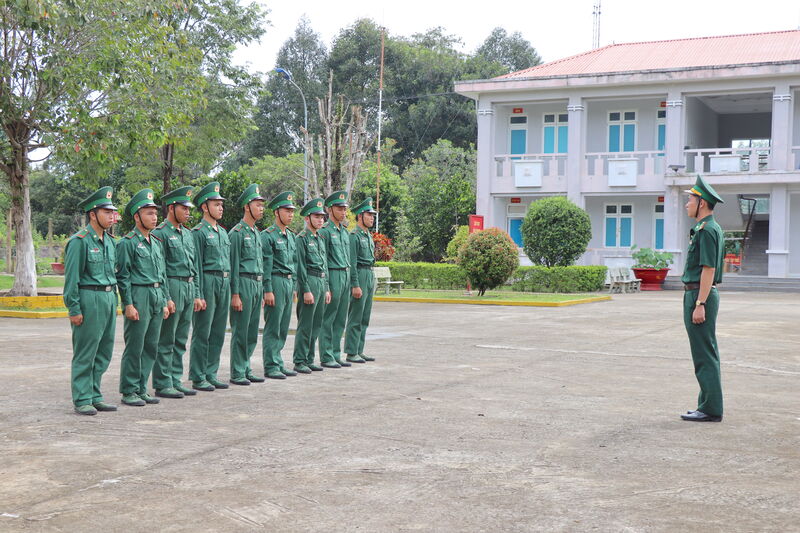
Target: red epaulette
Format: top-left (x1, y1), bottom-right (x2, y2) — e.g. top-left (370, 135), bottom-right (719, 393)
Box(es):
top-left (152, 234), bottom-right (163, 242)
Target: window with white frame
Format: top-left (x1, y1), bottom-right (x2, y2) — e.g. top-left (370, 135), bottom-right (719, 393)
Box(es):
top-left (543, 113), bottom-right (568, 154)
top-left (608, 110), bottom-right (636, 152)
top-left (656, 109), bottom-right (666, 153)
top-left (654, 202), bottom-right (664, 249)
top-left (604, 203), bottom-right (634, 248)
top-left (509, 115), bottom-right (528, 157)
top-left (507, 204), bottom-right (527, 247)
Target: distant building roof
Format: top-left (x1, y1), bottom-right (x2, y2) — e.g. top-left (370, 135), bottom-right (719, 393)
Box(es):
top-left (499, 30), bottom-right (800, 79)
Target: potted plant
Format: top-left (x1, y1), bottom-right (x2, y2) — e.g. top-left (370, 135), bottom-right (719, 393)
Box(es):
top-left (630, 245), bottom-right (674, 290)
top-left (51, 248), bottom-right (65, 275)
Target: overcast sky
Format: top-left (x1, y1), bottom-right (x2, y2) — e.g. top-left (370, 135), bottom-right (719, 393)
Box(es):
top-left (234, 0), bottom-right (800, 75)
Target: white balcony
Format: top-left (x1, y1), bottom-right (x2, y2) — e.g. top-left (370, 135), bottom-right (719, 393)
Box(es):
top-left (684, 147), bottom-right (771, 174)
top-left (582, 151), bottom-right (665, 192)
top-left (492, 154), bottom-right (567, 194)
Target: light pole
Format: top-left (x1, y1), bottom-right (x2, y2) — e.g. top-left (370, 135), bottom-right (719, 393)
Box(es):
top-left (275, 67), bottom-right (309, 202)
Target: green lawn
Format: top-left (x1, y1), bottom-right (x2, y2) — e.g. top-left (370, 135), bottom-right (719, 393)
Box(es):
top-left (377, 289), bottom-right (603, 303)
top-left (0, 275), bottom-right (64, 290)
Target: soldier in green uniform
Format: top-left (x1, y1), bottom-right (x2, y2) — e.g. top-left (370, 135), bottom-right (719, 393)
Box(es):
top-left (261, 191), bottom-right (299, 380)
top-left (116, 189), bottom-right (170, 407)
top-left (680, 175), bottom-right (726, 423)
top-left (318, 190), bottom-right (353, 368)
top-left (63, 187), bottom-right (119, 415)
top-left (151, 186), bottom-right (202, 399)
top-left (292, 198), bottom-right (331, 374)
top-left (228, 184), bottom-right (267, 385)
top-left (344, 198), bottom-right (377, 364)
top-left (189, 182), bottom-right (232, 391)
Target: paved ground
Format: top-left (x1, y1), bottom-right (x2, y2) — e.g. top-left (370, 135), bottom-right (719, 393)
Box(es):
top-left (0, 291), bottom-right (798, 532)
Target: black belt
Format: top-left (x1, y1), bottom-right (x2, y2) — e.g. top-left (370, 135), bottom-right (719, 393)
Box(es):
top-left (204, 270), bottom-right (229, 278)
top-left (684, 283), bottom-right (717, 291)
top-left (79, 284), bottom-right (116, 292)
top-left (307, 268), bottom-right (326, 278)
top-left (329, 267), bottom-right (349, 271)
top-left (168, 276), bottom-right (193, 282)
top-left (357, 265), bottom-right (374, 270)
top-left (132, 282), bottom-right (161, 288)
top-left (240, 272), bottom-right (263, 281)
top-left (272, 272), bottom-right (293, 279)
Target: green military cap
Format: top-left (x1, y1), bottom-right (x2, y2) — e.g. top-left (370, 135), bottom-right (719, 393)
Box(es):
top-left (325, 190), bottom-right (349, 208)
top-left (161, 186), bottom-right (195, 208)
top-left (237, 183), bottom-right (265, 207)
top-left (300, 197), bottom-right (326, 217)
top-left (685, 175), bottom-right (724, 206)
top-left (351, 197), bottom-right (377, 215)
top-left (194, 181), bottom-right (226, 207)
top-left (78, 186), bottom-right (118, 212)
top-left (126, 188), bottom-right (158, 217)
top-left (268, 191), bottom-right (297, 210)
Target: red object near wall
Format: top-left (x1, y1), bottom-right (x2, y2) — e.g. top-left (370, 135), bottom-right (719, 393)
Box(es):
top-left (468, 215), bottom-right (484, 234)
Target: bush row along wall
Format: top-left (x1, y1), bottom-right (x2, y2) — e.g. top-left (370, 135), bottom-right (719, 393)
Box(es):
top-left (377, 262), bottom-right (608, 293)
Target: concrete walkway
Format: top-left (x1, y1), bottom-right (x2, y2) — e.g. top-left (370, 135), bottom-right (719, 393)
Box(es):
top-left (0, 291), bottom-right (797, 531)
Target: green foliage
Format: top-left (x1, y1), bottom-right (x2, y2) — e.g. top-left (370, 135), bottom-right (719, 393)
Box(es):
top-left (445, 225), bottom-right (469, 263)
top-left (475, 27), bottom-right (542, 73)
top-left (390, 207), bottom-right (423, 262)
top-left (403, 140), bottom-right (476, 262)
top-left (630, 246), bottom-right (674, 270)
top-left (375, 262), bottom-right (468, 289)
top-left (521, 197), bottom-right (592, 267)
top-left (509, 266), bottom-right (608, 293)
top-left (352, 140), bottom-right (409, 239)
top-left (239, 153), bottom-right (306, 201)
top-left (457, 228), bottom-right (519, 296)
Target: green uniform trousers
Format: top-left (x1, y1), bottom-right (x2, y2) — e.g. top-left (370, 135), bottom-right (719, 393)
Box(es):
top-left (119, 286), bottom-right (164, 396)
top-left (153, 278), bottom-right (194, 390)
top-left (319, 268), bottom-right (349, 364)
top-left (683, 288), bottom-right (723, 416)
top-left (230, 277), bottom-right (262, 379)
top-left (71, 288), bottom-right (117, 406)
top-left (262, 275), bottom-right (293, 373)
top-left (189, 274), bottom-right (230, 382)
top-left (293, 275), bottom-right (326, 366)
top-left (344, 267), bottom-right (375, 356)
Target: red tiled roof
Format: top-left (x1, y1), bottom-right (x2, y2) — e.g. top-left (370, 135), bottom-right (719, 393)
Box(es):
top-left (499, 30), bottom-right (800, 79)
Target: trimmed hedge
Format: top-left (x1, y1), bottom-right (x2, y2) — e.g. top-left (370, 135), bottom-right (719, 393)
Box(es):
top-left (509, 265), bottom-right (608, 293)
top-left (378, 262), bottom-right (608, 293)
top-left (375, 262), bottom-right (467, 289)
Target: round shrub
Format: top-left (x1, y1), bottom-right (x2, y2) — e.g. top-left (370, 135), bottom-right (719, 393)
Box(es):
top-left (457, 228), bottom-right (519, 296)
top-left (445, 225), bottom-right (469, 263)
top-left (521, 197), bottom-right (591, 267)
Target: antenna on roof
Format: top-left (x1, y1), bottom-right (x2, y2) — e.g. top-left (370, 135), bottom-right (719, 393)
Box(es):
top-left (592, 1), bottom-right (602, 49)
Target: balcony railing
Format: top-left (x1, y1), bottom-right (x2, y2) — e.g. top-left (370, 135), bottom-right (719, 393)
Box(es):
top-left (684, 147), bottom-right (770, 174)
top-left (583, 151), bottom-right (665, 178)
top-left (493, 154), bottom-right (566, 178)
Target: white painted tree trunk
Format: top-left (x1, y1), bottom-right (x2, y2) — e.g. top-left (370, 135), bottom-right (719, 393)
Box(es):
top-left (8, 143), bottom-right (37, 296)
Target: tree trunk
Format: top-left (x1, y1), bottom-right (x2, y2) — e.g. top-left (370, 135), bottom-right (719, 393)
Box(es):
top-left (161, 142), bottom-right (175, 195)
top-left (5, 208), bottom-right (12, 274)
top-left (8, 142), bottom-right (37, 296)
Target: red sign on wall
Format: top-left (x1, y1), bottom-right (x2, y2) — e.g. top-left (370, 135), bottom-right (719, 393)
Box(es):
top-left (510, 197), bottom-right (521, 204)
top-left (659, 101), bottom-right (666, 107)
top-left (512, 108), bottom-right (524, 114)
top-left (657, 196), bottom-right (664, 202)
top-left (468, 215), bottom-right (484, 234)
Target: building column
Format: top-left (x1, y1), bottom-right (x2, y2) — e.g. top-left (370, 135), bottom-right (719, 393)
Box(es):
top-left (770, 85), bottom-right (793, 171)
top-left (476, 100), bottom-right (496, 226)
top-left (767, 184), bottom-right (789, 277)
top-left (566, 96), bottom-right (585, 207)
top-left (664, 184), bottom-right (687, 275)
top-left (664, 91), bottom-right (685, 169)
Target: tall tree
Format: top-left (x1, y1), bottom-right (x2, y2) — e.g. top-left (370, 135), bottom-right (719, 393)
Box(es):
top-left (475, 28), bottom-right (542, 73)
top-left (0, 0), bottom-right (201, 295)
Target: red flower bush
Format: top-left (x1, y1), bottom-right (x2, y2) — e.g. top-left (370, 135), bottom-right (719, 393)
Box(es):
top-left (372, 232), bottom-right (395, 261)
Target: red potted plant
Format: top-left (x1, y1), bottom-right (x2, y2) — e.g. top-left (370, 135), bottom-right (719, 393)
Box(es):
top-left (630, 246), bottom-right (674, 291)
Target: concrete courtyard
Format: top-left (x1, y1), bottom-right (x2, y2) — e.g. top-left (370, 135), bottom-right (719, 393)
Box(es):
top-left (0, 291), bottom-right (798, 532)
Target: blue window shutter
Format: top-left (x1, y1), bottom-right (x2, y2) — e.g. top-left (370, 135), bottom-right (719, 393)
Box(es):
top-left (655, 219), bottom-right (664, 249)
top-left (620, 217), bottom-right (632, 247)
top-left (605, 217), bottom-right (617, 247)
top-left (623, 124), bottom-right (636, 152)
top-left (657, 124), bottom-right (666, 152)
top-left (608, 125), bottom-right (620, 152)
top-left (543, 126), bottom-right (555, 154)
top-left (557, 126), bottom-right (568, 154)
top-left (509, 219), bottom-right (523, 247)
top-left (511, 129), bottom-right (527, 156)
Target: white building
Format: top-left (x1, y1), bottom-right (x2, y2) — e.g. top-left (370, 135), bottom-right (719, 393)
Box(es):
top-left (454, 30), bottom-right (800, 277)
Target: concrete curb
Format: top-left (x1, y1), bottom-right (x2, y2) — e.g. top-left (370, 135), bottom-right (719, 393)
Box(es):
top-left (373, 295), bottom-right (612, 307)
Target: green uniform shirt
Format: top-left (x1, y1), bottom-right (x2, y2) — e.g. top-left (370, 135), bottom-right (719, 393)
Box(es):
top-left (318, 221), bottom-right (351, 271)
top-left (295, 228), bottom-right (329, 293)
top-left (261, 225), bottom-right (297, 293)
top-left (116, 228), bottom-right (168, 307)
top-left (229, 219), bottom-right (263, 295)
top-left (152, 220), bottom-right (200, 299)
top-left (192, 219), bottom-right (231, 300)
top-left (63, 225), bottom-right (117, 316)
top-left (349, 226), bottom-right (375, 288)
top-left (681, 215), bottom-right (725, 284)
